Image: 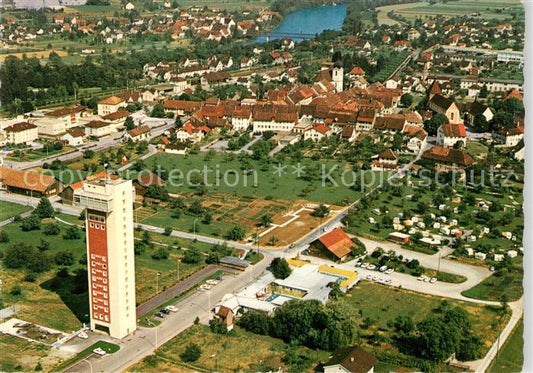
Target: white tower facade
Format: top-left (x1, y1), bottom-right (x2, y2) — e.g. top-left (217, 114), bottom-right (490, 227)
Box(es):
top-left (74, 178), bottom-right (136, 339)
top-left (332, 66), bottom-right (344, 92)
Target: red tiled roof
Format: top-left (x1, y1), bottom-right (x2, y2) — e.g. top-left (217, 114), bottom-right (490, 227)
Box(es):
top-left (4, 122), bottom-right (37, 133)
top-left (0, 167), bottom-right (56, 193)
top-left (102, 110), bottom-right (130, 120)
top-left (318, 228), bottom-right (355, 259)
top-left (441, 123), bottom-right (466, 138)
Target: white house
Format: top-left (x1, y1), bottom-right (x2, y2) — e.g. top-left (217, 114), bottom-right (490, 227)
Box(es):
top-left (437, 123), bottom-right (467, 148)
top-left (494, 127), bottom-right (524, 147)
top-left (97, 96), bottom-right (127, 116)
top-left (60, 128), bottom-right (86, 146)
top-left (303, 123), bottom-right (333, 142)
top-left (3, 122), bottom-right (38, 144)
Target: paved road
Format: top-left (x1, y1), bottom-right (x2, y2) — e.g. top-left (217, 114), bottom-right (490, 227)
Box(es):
top-left (63, 252), bottom-right (272, 373)
top-left (0, 209), bottom-right (33, 227)
top-left (135, 265), bottom-right (225, 318)
top-left (2, 120), bottom-right (173, 171)
top-left (118, 144), bottom-right (158, 172)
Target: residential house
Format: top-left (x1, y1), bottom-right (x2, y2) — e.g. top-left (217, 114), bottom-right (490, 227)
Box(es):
top-left (323, 347), bottom-right (377, 373)
top-left (421, 146), bottom-right (474, 174)
top-left (437, 123), bottom-right (467, 148)
top-left (371, 148), bottom-right (398, 171)
top-left (303, 123), bottom-right (333, 142)
top-left (98, 96), bottom-right (127, 115)
top-left (341, 125), bottom-right (357, 142)
top-left (60, 128), bottom-right (86, 146)
top-left (493, 127), bottom-right (524, 147)
top-left (124, 125), bottom-right (151, 142)
top-left (230, 106), bottom-right (252, 131)
top-left (84, 120), bottom-right (115, 138)
top-left (213, 306), bottom-right (235, 332)
top-left (133, 172), bottom-right (166, 196)
top-left (4, 122), bottom-right (38, 144)
top-left (466, 101), bottom-right (494, 124)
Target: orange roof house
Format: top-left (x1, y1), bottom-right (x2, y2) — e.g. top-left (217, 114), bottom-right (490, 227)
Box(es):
top-left (0, 167), bottom-right (59, 196)
top-left (316, 228), bottom-right (355, 261)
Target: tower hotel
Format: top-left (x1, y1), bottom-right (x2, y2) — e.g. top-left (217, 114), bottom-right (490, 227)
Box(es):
top-left (74, 177), bottom-right (136, 339)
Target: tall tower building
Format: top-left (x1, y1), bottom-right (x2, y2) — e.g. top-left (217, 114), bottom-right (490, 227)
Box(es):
top-left (74, 178), bottom-right (136, 339)
top-left (332, 66), bottom-right (344, 92)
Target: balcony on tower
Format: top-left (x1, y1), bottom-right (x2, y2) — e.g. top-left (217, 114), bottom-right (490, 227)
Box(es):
top-left (73, 178), bottom-right (117, 212)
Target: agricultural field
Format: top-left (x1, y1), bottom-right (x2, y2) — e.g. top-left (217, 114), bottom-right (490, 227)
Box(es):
top-left (0, 200), bottom-right (32, 221)
top-left (378, 0), bottom-right (524, 23)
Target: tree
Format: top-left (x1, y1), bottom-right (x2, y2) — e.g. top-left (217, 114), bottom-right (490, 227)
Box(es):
top-left (225, 226), bottom-right (246, 241)
top-left (43, 223), bottom-right (60, 235)
top-left (37, 239), bottom-right (50, 251)
top-left (34, 197), bottom-right (55, 219)
top-left (151, 247), bottom-right (170, 260)
top-left (150, 102), bottom-right (165, 118)
top-left (180, 343), bottom-right (202, 363)
top-left (3, 243), bottom-right (34, 269)
top-left (425, 113), bottom-right (448, 135)
top-left (0, 230), bottom-right (9, 243)
top-left (270, 257), bottom-right (292, 279)
top-left (124, 116), bottom-right (135, 130)
top-left (473, 114), bottom-right (489, 132)
top-left (144, 185), bottom-right (169, 201)
top-left (55, 250), bottom-right (74, 266)
top-left (311, 204), bottom-right (330, 218)
top-left (209, 319), bottom-right (228, 334)
top-left (188, 199), bottom-right (204, 215)
top-left (63, 226), bottom-right (81, 240)
top-left (183, 247), bottom-right (203, 264)
top-left (21, 216), bottom-right (41, 231)
top-left (400, 93), bottom-right (413, 108)
top-left (260, 214), bottom-right (272, 227)
top-left (239, 310), bottom-right (272, 335)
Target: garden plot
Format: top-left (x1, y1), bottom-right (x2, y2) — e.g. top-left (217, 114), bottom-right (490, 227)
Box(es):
top-left (0, 318), bottom-right (70, 347)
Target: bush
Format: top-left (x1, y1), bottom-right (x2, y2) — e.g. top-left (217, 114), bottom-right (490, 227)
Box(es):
top-left (0, 230), bottom-right (9, 243)
top-left (21, 216), bottom-right (41, 231)
top-left (180, 343), bottom-right (202, 363)
top-left (183, 248), bottom-right (203, 264)
top-left (37, 239), bottom-right (50, 251)
top-left (151, 247), bottom-right (169, 260)
top-left (163, 227), bottom-right (172, 236)
top-left (23, 273), bottom-right (37, 283)
top-left (63, 226), bottom-right (81, 240)
top-left (225, 226), bottom-right (246, 241)
top-left (43, 223), bottom-right (60, 236)
top-left (10, 284), bottom-right (22, 296)
top-left (55, 251), bottom-right (74, 266)
top-left (270, 257), bottom-right (291, 279)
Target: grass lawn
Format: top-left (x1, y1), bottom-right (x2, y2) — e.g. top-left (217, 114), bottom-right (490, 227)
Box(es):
top-left (52, 341), bottom-right (120, 373)
top-left (0, 200), bottom-right (32, 221)
top-left (342, 282), bottom-right (508, 357)
top-left (129, 325), bottom-right (330, 372)
top-left (137, 152), bottom-right (385, 205)
top-left (488, 320), bottom-right (523, 373)
top-left (462, 269), bottom-right (523, 302)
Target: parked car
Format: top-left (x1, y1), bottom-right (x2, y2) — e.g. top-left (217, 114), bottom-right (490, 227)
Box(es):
top-left (160, 309), bottom-right (169, 315)
top-left (361, 263), bottom-right (369, 269)
top-left (93, 348), bottom-right (106, 356)
top-left (367, 264), bottom-right (376, 271)
top-left (379, 266), bottom-right (387, 272)
top-left (430, 277), bottom-right (437, 284)
top-left (77, 332), bottom-right (88, 339)
top-left (385, 268), bottom-right (394, 275)
top-left (155, 312), bottom-right (165, 318)
top-left (165, 305), bottom-right (179, 313)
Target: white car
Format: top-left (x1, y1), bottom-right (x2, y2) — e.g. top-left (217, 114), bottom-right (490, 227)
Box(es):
top-left (385, 268), bottom-right (394, 275)
top-left (165, 305), bottom-right (179, 313)
top-left (379, 266), bottom-right (387, 272)
top-left (93, 348), bottom-right (106, 356)
top-left (367, 264), bottom-right (376, 271)
top-left (366, 274), bottom-right (373, 280)
top-left (206, 279), bottom-right (219, 285)
top-left (77, 332), bottom-right (89, 339)
top-left (417, 276), bottom-right (426, 281)
top-left (430, 277), bottom-right (437, 284)
top-left (360, 263), bottom-right (369, 269)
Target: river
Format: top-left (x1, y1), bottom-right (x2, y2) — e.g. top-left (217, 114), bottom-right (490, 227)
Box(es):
top-left (253, 3), bottom-right (348, 43)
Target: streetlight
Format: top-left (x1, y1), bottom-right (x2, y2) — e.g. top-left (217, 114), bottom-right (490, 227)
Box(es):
top-left (177, 258), bottom-right (181, 281)
top-left (156, 272), bottom-right (162, 294)
top-left (193, 218), bottom-right (199, 239)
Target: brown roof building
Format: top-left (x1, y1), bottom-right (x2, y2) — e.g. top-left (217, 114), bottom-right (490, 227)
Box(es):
top-left (0, 167), bottom-right (60, 197)
top-left (324, 347), bottom-right (377, 373)
top-left (315, 228), bottom-right (355, 261)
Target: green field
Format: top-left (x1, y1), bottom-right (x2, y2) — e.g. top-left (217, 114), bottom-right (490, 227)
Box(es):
top-left (136, 152), bottom-right (387, 205)
top-left (462, 269), bottom-right (523, 302)
top-left (385, 0), bottom-right (524, 21)
top-left (488, 320), bottom-right (523, 373)
top-left (0, 201), bottom-right (32, 221)
top-left (342, 282), bottom-right (507, 357)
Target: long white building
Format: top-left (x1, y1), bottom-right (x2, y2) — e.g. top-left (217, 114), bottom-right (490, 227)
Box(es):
top-left (74, 177), bottom-right (136, 339)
